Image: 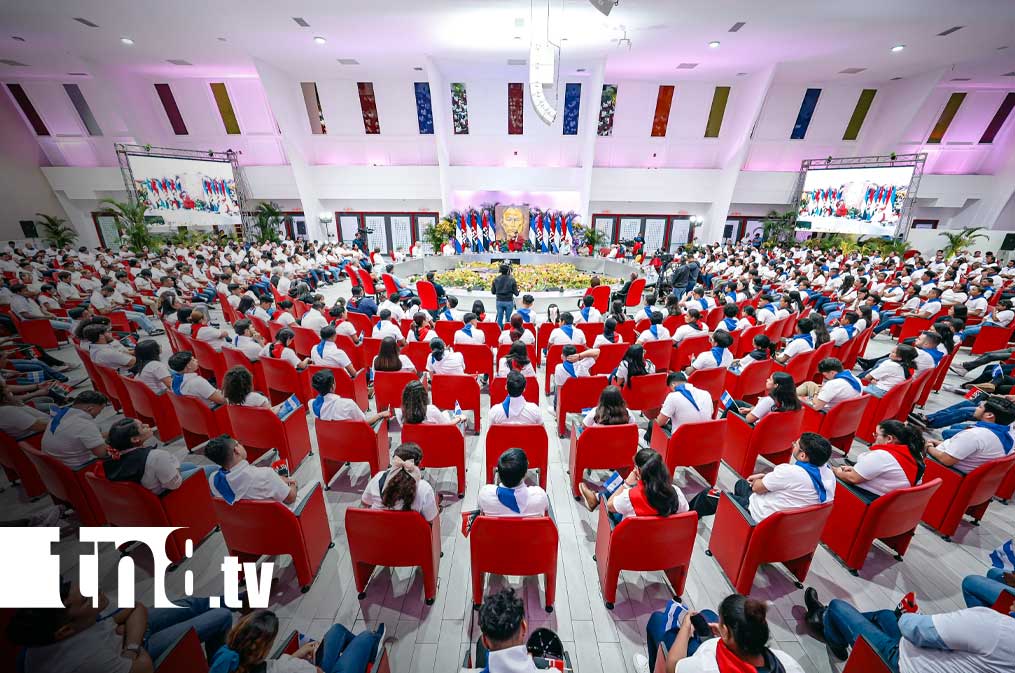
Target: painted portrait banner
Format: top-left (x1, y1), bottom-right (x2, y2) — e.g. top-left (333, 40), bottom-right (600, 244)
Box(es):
top-left (495, 205), bottom-right (530, 243)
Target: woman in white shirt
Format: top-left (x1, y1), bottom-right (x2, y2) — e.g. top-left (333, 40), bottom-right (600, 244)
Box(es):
top-left (612, 344), bottom-right (655, 388)
top-left (593, 317), bottom-right (624, 347)
top-left (736, 371), bottom-right (802, 424)
top-left (373, 336), bottom-right (416, 373)
top-left (361, 441), bottom-right (439, 522)
top-left (425, 339), bottom-right (466, 377)
top-left (581, 385), bottom-right (637, 428)
top-left (274, 300), bottom-right (298, 327)
top-left (191, 309), bottom-right (229, 351)
top-left (131, 339), bottom-right (172, 394)
top-left (578, 448), bottom-right (689, 520)
top-left (259, 328), bottom-right (311, 369)
top-left (497, 340), bottom-right (537, 377)
top-left (407, 312), bottom-right (437, 343)
top-left (497, 314), bottom-right (535, 346)
top-left (731, 334), bottom-right (777, 374)
top-left (863, 344), bottom-right (917, 397)
top-left (833, 419), bottom-right (925, 498)
top-left (222, 365), bottom-right (280, 412)
top-left (399, 379), bottom-right (466, 428)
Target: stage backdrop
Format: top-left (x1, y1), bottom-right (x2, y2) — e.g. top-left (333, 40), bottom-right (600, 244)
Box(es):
top-left (126, 154), bottom-right (241, 226)
top-left (495, 205), bottom-right (530, 243)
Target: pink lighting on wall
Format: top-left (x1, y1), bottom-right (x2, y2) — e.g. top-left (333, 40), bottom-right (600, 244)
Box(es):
top-left (450, 190), bottom-right (581, 212)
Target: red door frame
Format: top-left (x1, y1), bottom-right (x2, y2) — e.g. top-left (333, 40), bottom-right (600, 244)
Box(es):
top-left (333, 211), bottom-right (439, 248)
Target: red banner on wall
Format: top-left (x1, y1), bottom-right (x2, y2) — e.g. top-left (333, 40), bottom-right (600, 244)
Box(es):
top-left (508, 82), bottom-right (524, 135)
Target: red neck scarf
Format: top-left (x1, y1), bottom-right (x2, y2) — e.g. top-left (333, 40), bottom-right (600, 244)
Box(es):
top-left (271, 342), bottom-right (285, 358)
top-left (715, 640), bottom-right (785, 673)
top-left (871, 443), bottom-right (919, 485)
top-left (627, 484), bottom-right (658, 516)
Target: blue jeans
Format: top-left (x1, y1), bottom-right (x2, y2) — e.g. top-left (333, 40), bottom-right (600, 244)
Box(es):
top-left (960, 324), bottom-right (984, 340)
top-left (873, 316), bottom-right (905, 335)
top-left (823, 600), bottom-right (900, 671)
top-left (962, 569), bottom-right (1014, 608)
top-left (11, 358), bottom-right (68, 382)
top-left (646, 609), bottom-right (718, 671)
top-left (925, 400), bottom-right (977, 428)
top-left (822, 302), bottom-right (844, 316)
top-left (864, 384), bottom-right (888, 398)
top-left (495, 300), bottom-right (515, 328)
top-left (46, 318), bottom-right (73, 332)
top-left (671, 287), bottom-right (686, 302)
top-left (316, 623), bottom-right (382, 673)
top-left (123, 310), bottom-right (159, 333)
top-left (942, 422), bottom-right (973, 440)
top-left (144, 596), bottom-right (234, 661)
top-left (825, 310), bottom-right (843, 325)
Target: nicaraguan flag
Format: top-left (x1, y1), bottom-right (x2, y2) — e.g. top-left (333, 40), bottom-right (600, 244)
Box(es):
top-left (661, 600), bottom-right (689, 632)
top-left (720, 390), bottom-right (735, 410)
top-left (550, 214), bottom-right (559, 254)
top-left (529, 211), bottom-right (538, 249)
top-left (602, 470), bottom-right (625, 497)
top-left (454, 214), bottom-right (464, 254)
top-left (538, 214), bottom-right (548, 253)
top-left (565, 214), bottom-right (575, 252)
top-left (990, 539), bottom-right (1015, 571)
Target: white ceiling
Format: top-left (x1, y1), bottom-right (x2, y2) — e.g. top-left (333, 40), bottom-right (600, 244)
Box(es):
top-left (1, 0), bottom-right (1014, 85)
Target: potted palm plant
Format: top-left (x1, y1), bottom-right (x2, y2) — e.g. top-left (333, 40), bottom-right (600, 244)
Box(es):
top-left (35, 213), bottom-right (77, 248)
top-left (939, 226), bottom-right (988, 258)
top-left (100, 192), bottom-right (153, 253)
top-left (253, 202), bottom-right (283, 244)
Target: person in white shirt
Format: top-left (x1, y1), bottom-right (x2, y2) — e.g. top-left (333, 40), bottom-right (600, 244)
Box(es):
top-left (191, 309), bottom-right (229, 351)
top-left (574, 295), bottom-right (603, 324)
top-left (833, 419), bottom-right (925, 499)
top-left (827, 312), bottom-right (860, 348)
top-left (361, 442), bottom-right (438, 521)
top-left (964, 285), bottom-right (989, 318)
top-left (82, 324), bottom-right (136, 373)
top-left (498, 314), bottom-right (536, 346)
top-left (755, 296), bottom-right (779, 325)
top-left (372, 309), bottom-right (405, 344)
top-left (167, 351), bottom-right (226, 407)
top-left (260, 328), bottom-right (311, 369)
top-left (652, 372), bottom-right (713, 443)
top-left (377, 294), bottom-right (405, 321)
top-left (425, 338), bottom-right (467, 376)
top-left (407, 311), bottom-right (438, 344)
top-left (683, 287), bottom-right (715, 313)
top-left (227, 319), bottom-right (265, 360)
top-left (552, 345), bottom-right (599, 390)
top-left (454, 312), bottom-right (486, 345)
top-left (470, 589), bottom-right (557, 673)
top-left (488, 372), bottom-right (542, 425)
top-left (959, 298), bottom-right (1015, 341)
top-left (309, 369), bottom-right (390, 423)
top-left (40, 391), bottom-right (110, 468)
top-left (612, 344), bottom-right (656, 388)
top-left (205, 434), bottom-right (297, 505)
top-left (863, 344), bottom-right (917, 397)
top-left (734, 371), bottom-right (802, 424)
top-left (925, 396), bottom-right (1015, 474)
top-left (310, 325), bottom-right (356, 376)
top-left (372, 336), bottom-right (416, 373)
top-left (797, 357), bottom-right (863, 410)
top-left (399, 378), bottom-right (467, 428)
top-left (671, 309), bottom-right (709, 344)
top-left (221, 365), bottom-right (287, 414)
top-left (272, 300), bottom-right (298, 328)
top-left (477, 448), bottom-right (548, 516)
top-left (497, 340), bottom-right (537, 377)
top-left (775, 318), bottom-right (815, 363)
top-left (104, 417), bottom-right (216, 493)
top-left (9, 283), bottom-right (73, 332)
top-left (686, 330), bottom-right (734, 372)
top-left (689, 432), bottom-right (835, 522)
top-left (636, 311), bottom-right (671, 344)
top-left (579, 385), bottom-right (638, 431)
top-left (547, 313), bottom-right (587, 347)
top-left (299, 299), bottom-right (329, 334)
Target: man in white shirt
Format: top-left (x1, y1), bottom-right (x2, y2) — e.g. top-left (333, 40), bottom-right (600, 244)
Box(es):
top-left (310, 325), bottom-right (356, 375)
top-left (776, 318), bottom-right (815, 363)
top-left (926, 396), bottom-right (1015, 474)
top-left (9, 283), bottom-right (73, 332)
top-left (477, 448), bottom-right (548, 517)
top-left (798, 357), bottom-right (863, 411)
top-left (468, 589), bottom-right (546, 673)
top-left (309, 369), bottom-right (390, 423)
top-left (964, 285), bottom-right (988, 318)
top-left (378, 293), bottom-right (405, 320)
top-left (652, 372), bottom-right (713, 442)
top-left (488, 372), bottom-right (542, 425)
top-left (41, 391), bottom-right (111, 468)
top-left (454, 312), bottom-right (486, 345)
top-left (205, 434), bottom-right (297, 505)
top-left (689, 432), bottom-right (835, 521)
top-left (84, 324), bottom-right (136, 373)
top-left (547, 313), bottom-right (587, 347)
top-left (167, 351), bottom-right (226, 407)
top-left (372, 309), bottom-right (405, 343)
top-left (671, 309), bottom-right (709, 344)
top-left (828, 312), bottom-right (860, 348)
top-left (300, 299), bottom-right (329, 334)
top-left (573, 295), bottom-right (603, 324)
top-left (552, 346), bottom-right (599, 389)
top-left (636, 312), bottom-right (671, 344)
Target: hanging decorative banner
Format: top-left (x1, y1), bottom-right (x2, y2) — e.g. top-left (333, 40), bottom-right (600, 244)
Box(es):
top-left (508, 82), bottom-right (524, 135)
top-left (451, 82), bottom-right (469, 134)
top-left (563, 82), bottom-right (581, 135)
top-left (414, 82), bottom-right (434, 135)
top-left (597, 84), bottom-right (618, 136)
top-left (357, 82), bottom-right (380, 134)
top-left (651, 85), bottom-right (674, 137)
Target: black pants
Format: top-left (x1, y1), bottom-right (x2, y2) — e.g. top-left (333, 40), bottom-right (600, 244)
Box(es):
top-left (688, 479), bottom-right (753, 518)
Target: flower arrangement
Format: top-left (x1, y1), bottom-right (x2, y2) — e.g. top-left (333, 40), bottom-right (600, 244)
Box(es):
top-left (417, 262), bottom-right (619, 292)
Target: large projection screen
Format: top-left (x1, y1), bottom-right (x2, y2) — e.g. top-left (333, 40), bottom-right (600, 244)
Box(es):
top-left (125, 153), bottom-right (241, 226)
top-left (796, 165), bottom-right (915, 237)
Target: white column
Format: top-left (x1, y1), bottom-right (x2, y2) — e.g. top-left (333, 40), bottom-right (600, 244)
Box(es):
top-left (700, 65), bottom-right (778, 243)
top-left (578, 59), bottom-right (606, 227)
top-left (424, 57), bottom-right (452, 215)
top-left (252, 59), bottom-right (326, 240)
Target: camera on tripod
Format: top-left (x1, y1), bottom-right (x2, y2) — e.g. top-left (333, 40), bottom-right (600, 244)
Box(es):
top-left (355, 226), bottom-right (374, 236)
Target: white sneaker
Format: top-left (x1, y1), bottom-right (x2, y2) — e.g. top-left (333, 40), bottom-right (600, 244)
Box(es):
top-left (633, 653), bottom-right (650, 673)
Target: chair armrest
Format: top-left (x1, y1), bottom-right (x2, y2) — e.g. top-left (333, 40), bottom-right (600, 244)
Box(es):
top-left (293, 482), bottom-right (324, 516)
top-left (151, 627), bottom-right (198, 670)
top-left (926, 456), bottom-right (965, 478)
top-left (270, 630), bottom-right (301, 659)
top-left (653, 643), bottom-right (669, 673)
top-left (253, 448), bottom-right (279, 467)
top-left (835, 477), bottom-right (876, 502)
top-left (720, 490), bottom-right (755, 524)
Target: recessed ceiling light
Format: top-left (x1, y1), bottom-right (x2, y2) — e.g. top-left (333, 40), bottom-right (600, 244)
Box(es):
top-left (891, 44), bottom-right (904, 52)
top-left (217, 37), bottom-right (227, 42)
top-left (11, 36), bottom-right (25, 42)
top-left (413, 66), bottom-right (423, 71)
top-left (120, 37), bottom-right (134, 45)
top-left (313, 36), bottom-right (327, 45)
top-left (708, 41), bottom-right (720, 48)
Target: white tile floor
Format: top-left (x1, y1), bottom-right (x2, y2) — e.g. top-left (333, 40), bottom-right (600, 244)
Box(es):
top-left (6, 282), bottom-right (1012, 673)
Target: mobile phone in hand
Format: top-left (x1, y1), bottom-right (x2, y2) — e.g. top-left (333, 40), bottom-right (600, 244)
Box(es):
top-left (690, 613), bottom-right (712, 639)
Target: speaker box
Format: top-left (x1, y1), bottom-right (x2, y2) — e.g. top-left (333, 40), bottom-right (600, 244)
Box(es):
top-left (1001, 233), bottom-right (1015, 251)
top-left (19, 220), bottom-right (37, 238)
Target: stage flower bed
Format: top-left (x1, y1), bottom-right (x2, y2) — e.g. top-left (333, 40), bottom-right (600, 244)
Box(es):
top-left (419, 262), bottom-right (617, 292)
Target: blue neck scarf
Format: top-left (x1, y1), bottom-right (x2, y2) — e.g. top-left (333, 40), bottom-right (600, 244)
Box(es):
top-left (442, 308), bottom-right (453, 320)
top-left (48, 406), bottom-right (71, 433)
top-left (842, 324), bottom-right (856, 338)
top-left (234, 335), bottom-right (241, 346)
top-left (562, 361), bottom-right (577, 377)
top-left (921, 347), bottom-right (944, 365)
top-left (208, 646), bottom-right (240, 673)
top-left (501, 397), bottom-right (513, 418)
top-left (833, 371), bottom-right (862, 393)
top-left (698, 298), bottom-right (709, 310)
top-left (581, 307), bottom-right (591, 321)
top-left (673, 384), bottom-right (700, 411)
top-left (975, 421), bottom-right (1014, 455)
top-left (561, 324), bottom-right (574, 339)
top-left (727, 292), bottom-right (738, 303)
top-left (517, 308), bottom-right (531, 322)
top-left (496, 485), bottom-right (521, 513)
top-left (213, 467), bottom-right (237, 505)
top-left (462, 324), bottom-right (473, 337)
top-left (711, 347), bottom-right (726, 367)
top-left (792, 334), bottom-right (814, 347)
top-left (643, 306), bottom-right (653, 319)
top-left (316, 340), bottom-right (327, 357)
top-left (312, 394), bottom-right (326, 419)
top-left (760, 303), bottom-right (775, 314)
top-left (796, 461), bottom-right (828, 503)
top-left (171, 372), bottom-right (184, 395)
top-left (649, 324), bottom-right (658, 338)
top-left (723, 317), bottom-right (739, 331)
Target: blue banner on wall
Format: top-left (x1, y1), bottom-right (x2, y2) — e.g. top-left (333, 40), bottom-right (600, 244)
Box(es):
top-left (414, 82), bottom-right (434, 135)
top-left (563, 82), bottom-right (581, 136)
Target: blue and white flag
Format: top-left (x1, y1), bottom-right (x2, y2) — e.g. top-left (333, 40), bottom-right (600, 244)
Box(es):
top-left (660, 600), bottom-right (690, 632)
top-left (990, 539), bottom-right (1015, 572)
top-left (454, 400), bottom-right (462, 417)
top-left (602, 470), bottom-right (625, 497)
top-left (276, 394), bottom-right (301, 419)
top-left (720, 390), bottom-right (735, 410)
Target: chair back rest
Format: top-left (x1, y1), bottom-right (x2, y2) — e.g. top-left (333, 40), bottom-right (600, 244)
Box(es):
top-left (624, 278), bottom-right (646, 307)
top-left (248, 315), bottom-right (273, 341)
top-left (842, 636), bottom-right (893, 673)
top-left (346, 508), bottom-right (434, 564)
top-left (345, 311), bottom-right (375, 337)
top-left (751, 408), bottom-right (805, 454)
top-left (20, 444), bottom-right (90, 508)
top-left (290, 325), bottom-right (320, 358)
top-left (259, 355), bottom-right (300, 392)
top-left (782, 349), bottom-right (817, 383)
top-left (620, 372), bottom-right (669, 412)
top-left (469, 516), bottom-right (558, 575)
top-left (93, 363), bottom-right (127, 407)
top-left (612, 511), bottom-right (698, 569)
top-left (590, 285), bottom-right (611, 313)
top-left (431, 374), bottom-right (480, 409)
top-left (475, 322), bottom-right (501, 346)
top-left (120, 375), bottom-right (160, 418)
top-left (314, 417), bottom-right (380, 450)
top-left (877, 377), bottom-right (912, 422)
top-left (734, 325), bottom-right (766, 358)
top-left (381, 274), bottom-right (400, 297)
top-left (731, 359), bottom-right (773, 400)
top-left (864, 478), bottom-right (943, 538)
top-left (374, 371), bottom-right (420, 411)
top-left (590, 343), bottom-right (628, 376)
top-left (753, 500), bottom-right (833, 561)
top-left (74, 345), bottom-right (107, 397)
top-left (224, 405), bottom-right (283, 446)
top-left (896, 369), bottom-right (932, 420)
top-left (434, 320), bottom-right (466, 345)
top-left (576, 322), bottom-right (604, 346)
top-left (85, 472), bottom-right (168, 527)
top-left (416, 281), bottom-right (439, 310)
top-left (821, 394), bottom-right (870, 438)
top-left (576, 423), bottom-right (640, 454)
top-left (672, 334), bottom-right (711, 370)
top-left (536, 322), bottom-right (555, 354)
top-left (642, 339), bottom-right (672, 372)
top-left (486, 423), bottom-right (547, 462)
top-left (212, 497), bottom-right (295, 547)
top-left (221, 346), bottom-right (257, 378)
top-left (400, 422), bottom-right (465, 459)
top-left (357, 268), bottom-right (377, 294)
top-left (154, 628), bottom-right (210, 673)
top-left (490, 376), bottom-right (539, 404)
top-left (455, 343), bottom-right (494, 376)
top-left (687, 367), bottom-right (726, 402)
top-left (559, 375), bottom-right (609, 410)
top-left (167, 392), bottom-right (218, 431)
top-left (401, 340), bottom-right (432, 371)
top-left (959, 454), bottom-right (1015, 506)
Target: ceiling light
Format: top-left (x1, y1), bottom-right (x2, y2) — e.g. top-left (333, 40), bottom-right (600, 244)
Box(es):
top-left (313, 36), bottom-right (327, 45)
top-left (120, 37), bottom-right (134, 45)
top-left (11, 36), bottom-right (25, 42)
top-left (708, 41), bottom-right (720, 48)
top-left (891, 44), bottom-right (904, 52)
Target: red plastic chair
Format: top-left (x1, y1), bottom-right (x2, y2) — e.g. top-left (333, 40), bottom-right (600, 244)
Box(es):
top-left (589, 285), bottom-right (611, 313)
top-left (775, 349), bottom-right (818, 386)
top-left (733, 325), bottom-right (765, 358)
top-left (894, 368), bottom-right (932, 422)
top-left (345, 311), bottom-right (375, 338)
top-left (0, 431), bottom-right (45, 498)
top-left (620, 372), bottom-right (668, 415)
top-left (801, 394), bottom-right (871, 453)
top-left (248, 315), bottom-right (273, 342)
top-left (842, 327), bottom-right (874, 370)
top-left (455, 343), bottom-right (494, 380)
top-left (222, 346), bottom-right (269, 395)
top-left (315, 419), bottom-right (390, 488)
top-left (374, 370), bottom-right (421, 415)
top-left (290, 325), bottom-right (321, 359)
top-left (997, 464), bottom-right (1015, 503)
top-left (895, 316), bottom-right (933, 343)
top-left (167, 393), bottom-right (233, 451)
top-left (225, 404), bottom-right (312, 469)
top-left (567, 423), bottom-right (639, 498)
top-left (85, 469), bottom-right (218, 565)
top-left (536, 323), bottom-right (555, 365)
top-left (434, 320), bottom-right (465, 345)
top-left (721, 409), bottom-right (804, 477)
top-left (401, 422), bottom-right (466, 497)
top-left (763, 317), bottom-right (789, 342)
top-left (212, 483), bottom-right (333, 592)
top-left (306, 364), bottom-right (370, 412)
top-left (20, 445), bottom-right (106, 525)
top-left (687, 367), bottom-right (726, 404)
top-left (642, 339), bottom-right (672, 372)
top-left (854, 379), bottom-right (912, 444)
top-left (623, 278), bottom-right (646, 308)
top-left (74, 344), bottom-right (108, 400)
top-left (671, 334), bottom-right (711, 371)
top-left (920, 454), bottom-right (1015, 540)
top-left (486, 424), bottom-right (549, 489)
top-left (706, 493), bottom-right (833, 594)
top-left (14, 316), bottom-right (64, 349)
top-left (725, 360), bottom-right (773, 405)
top-left (594, 504), bottom-right (697, 609)
top-left (356, 268), bottom-right (382, 300)
top-left (590, 343), bottom-right (628, 376)
top-left (402, 341), bottom-right (432, 372)
top-left (970, 324), bottom-right (1015, 354)
top-left (380, 273), bottom-right (400, 298)
top-left (821, 478), bottom-right (942, 574)
top-left (476, 322), bottom-right (502, 346)
top-left (189, 338), bottom-right (228, 386)
top-left (469, 516), bottom-right (558, 611)
top-left (842, 636), bottom-right (893, 673)
top-left (431, 374), bottom-right (482, 434)
top-left (489, 375), bottom-right (539, 405)
top-left (651, 418), bottom-right (727, 487)
top-left (92, 363), bottom-right (134, 416)
top-left (555, 375), bottom-right (609, 437)
top-left (260, 356), bottom-right (314, 405)
top-left (496, 342), bottom-right (537, 369)
top-left (576, 322), bottom-right (604, 345)
top-left (153, 627), bottom-right (209, 673)
top-left (543, 344), bottom-right (565, 395)
top-left (928, 349), bottom-right (956, 397)
top-left (120, 375), bottom-right (182, 443)
top-left (347, 508), bottom-right (441, 605)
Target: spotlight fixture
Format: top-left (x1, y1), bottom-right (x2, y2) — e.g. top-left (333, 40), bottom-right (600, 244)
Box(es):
top-left (708, 41), bottom-right (720, 48)
top-left (120, 37), bottom-right (134, 45)
top-left (588, 0), bottom-right (618, 17)
top-left (891, 44), bottom-right (905, 52)
top-left (313, 36), bottom-right (327, 45)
